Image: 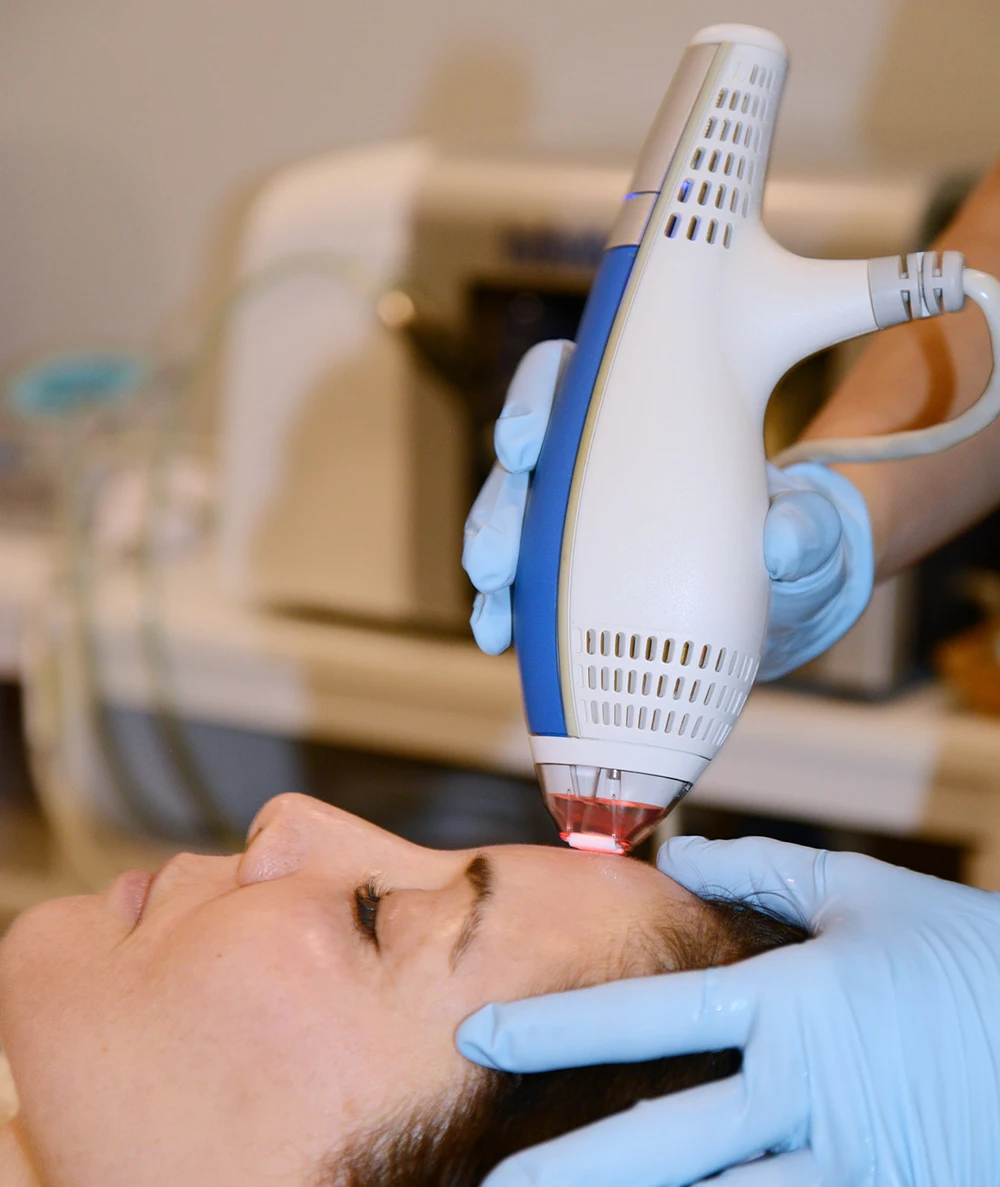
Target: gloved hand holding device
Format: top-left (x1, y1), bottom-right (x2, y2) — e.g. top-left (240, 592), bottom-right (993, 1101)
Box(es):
top-left (458, 835), bottom-right (1000, 1186)
top-left (463, 340), bottom-right (875, 679)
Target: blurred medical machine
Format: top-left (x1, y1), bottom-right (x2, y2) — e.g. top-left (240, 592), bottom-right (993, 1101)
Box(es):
top-left (219, 140), bottom-right (967, 696)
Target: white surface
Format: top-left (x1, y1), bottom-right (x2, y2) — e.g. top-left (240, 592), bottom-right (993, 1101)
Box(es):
top-left (0, 526), bottom-right (990, 840)
top-left (219, 141), bottom-right (471, 623)
top-left (691, 24), bottom-right (789, 58)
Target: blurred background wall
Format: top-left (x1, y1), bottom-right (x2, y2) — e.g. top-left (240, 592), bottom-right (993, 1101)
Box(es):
top-left (3, 0), bottom-right (1000, 375)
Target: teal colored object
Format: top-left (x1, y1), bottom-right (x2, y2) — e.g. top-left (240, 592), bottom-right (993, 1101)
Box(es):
top-left (8, 353), bottom-right (148, 420)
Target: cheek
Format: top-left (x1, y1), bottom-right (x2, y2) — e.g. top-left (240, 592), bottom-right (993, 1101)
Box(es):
top-left (0, 897), bottom-right (137, 1163)
top-left (0, 897), bottom-right (117, 1060)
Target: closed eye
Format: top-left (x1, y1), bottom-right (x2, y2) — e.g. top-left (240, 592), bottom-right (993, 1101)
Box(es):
top-left (353, 878), bottom-right (386, 949)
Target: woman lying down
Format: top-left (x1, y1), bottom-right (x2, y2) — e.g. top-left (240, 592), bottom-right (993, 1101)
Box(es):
top-left (0, 793), bottom-right (806, 1186)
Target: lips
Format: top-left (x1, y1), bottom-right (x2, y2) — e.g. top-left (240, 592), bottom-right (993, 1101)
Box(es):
top-left (109, 868), bottom-right (154, 929)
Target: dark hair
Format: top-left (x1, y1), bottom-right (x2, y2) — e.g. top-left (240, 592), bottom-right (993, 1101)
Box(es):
top-left (320, 896), bottom-right (808, 1187)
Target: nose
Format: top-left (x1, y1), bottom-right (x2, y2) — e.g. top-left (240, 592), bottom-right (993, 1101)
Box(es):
top-left (237, 794), bottom-right (432, 887)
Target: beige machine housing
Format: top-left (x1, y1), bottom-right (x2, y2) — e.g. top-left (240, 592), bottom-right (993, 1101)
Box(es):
top-left (219, 140), bottom-right (942, 688)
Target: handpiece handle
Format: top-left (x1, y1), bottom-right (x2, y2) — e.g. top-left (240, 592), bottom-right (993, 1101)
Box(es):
top-left (776, 258), bottom-right (1000, 467)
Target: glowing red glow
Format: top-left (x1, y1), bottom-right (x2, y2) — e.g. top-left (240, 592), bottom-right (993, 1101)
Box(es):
top-left (545, 792), bottom-right (668, 855)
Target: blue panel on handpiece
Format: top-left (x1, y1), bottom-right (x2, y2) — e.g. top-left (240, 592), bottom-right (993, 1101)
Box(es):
top-left (513, 244), bottom-right (639, 736)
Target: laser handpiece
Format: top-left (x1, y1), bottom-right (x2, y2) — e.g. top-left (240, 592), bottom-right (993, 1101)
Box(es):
top-left (512, 23), bottom-right (1000, 854)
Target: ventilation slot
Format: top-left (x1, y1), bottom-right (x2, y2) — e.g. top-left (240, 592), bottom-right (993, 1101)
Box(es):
top-left (723, 224), bottom-right (733, 248)
top-left (573, 626), bottom-right (758, 744)
top-left (678, 179), bottom-right (692, 203)
top-left (706, 220), bottom-right (718, 245)
top-left (698, 181), bottom-right (710, 205)
top-left (665, 214), bottom-right (680, 238)
top-left (686, 217), bottom-right (700, 241)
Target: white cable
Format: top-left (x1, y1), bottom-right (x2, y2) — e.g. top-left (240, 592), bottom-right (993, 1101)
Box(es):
top-left (775, 268), bottom-right (1000, 467)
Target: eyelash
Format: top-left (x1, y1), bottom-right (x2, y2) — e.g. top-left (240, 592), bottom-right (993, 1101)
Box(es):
top-left (354, 877), bottom-right (386, 947)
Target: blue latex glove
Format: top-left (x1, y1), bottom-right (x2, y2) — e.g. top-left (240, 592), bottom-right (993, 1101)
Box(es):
top-left (457, 836), bottom-right (1000, 1186)
top-left (462, 340), bottom-right (874, 677)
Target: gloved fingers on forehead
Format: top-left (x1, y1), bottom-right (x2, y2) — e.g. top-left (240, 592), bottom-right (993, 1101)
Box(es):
top-left (480, 1075), bottom-right (794, 1187)
top-left (700, 1149), bottom-right (822, 1187)
top-left (657, 835), bottom-right (827, 923)
top-left (463, 464), bottom-right (529, 591)
top-left (457, 966), bottom-right (756, 1074)
top-left (494, 339), bottom-right (575, 473)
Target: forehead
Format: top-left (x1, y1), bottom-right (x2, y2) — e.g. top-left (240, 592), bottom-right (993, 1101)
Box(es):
top-left (483, 845), bottom-right (695, 928)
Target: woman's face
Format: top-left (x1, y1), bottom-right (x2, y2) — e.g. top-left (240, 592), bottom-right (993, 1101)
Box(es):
top-left (0, 794), bottom-right (697, 1187)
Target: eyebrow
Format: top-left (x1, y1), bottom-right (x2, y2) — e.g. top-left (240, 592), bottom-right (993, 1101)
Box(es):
top-left (449, 853), bottom-right (495, 972)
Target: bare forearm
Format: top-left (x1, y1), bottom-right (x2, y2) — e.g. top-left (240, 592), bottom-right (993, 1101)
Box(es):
top-left (800, 162), bottom-right (1000, 581)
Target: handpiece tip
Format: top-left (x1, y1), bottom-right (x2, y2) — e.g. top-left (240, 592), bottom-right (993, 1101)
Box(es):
top-left (563, 832), bottom-right (629, 855)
